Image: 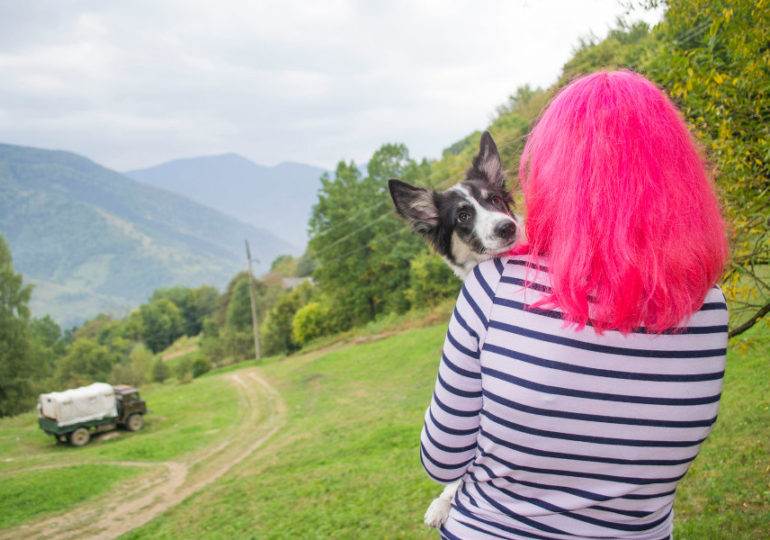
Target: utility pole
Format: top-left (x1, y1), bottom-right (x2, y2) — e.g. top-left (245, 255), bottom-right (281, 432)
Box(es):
top-left (244, 239), bottom-right (261, 361)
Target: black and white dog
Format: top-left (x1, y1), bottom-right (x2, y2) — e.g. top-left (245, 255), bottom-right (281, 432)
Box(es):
top-left (388, 131), bottom-right (520, 279)
top-left (388, 132), bottom-right (522, 528)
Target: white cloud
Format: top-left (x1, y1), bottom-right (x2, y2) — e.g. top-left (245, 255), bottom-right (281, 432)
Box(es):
top-left (0, 0), bottom-right (664, 171)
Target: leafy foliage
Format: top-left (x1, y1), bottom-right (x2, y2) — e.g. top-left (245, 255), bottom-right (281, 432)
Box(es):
top-left (292, 301), bottom-right (330, 346)
top-left (139, 298), bottom-right (184, 353)
top-left (261, 282), bottom-right (313, 355)
top-left (307, 145), bottom-right (431, 328)
top-left (55, 338), bottom-right (119, 387)
top-left (151, 358), bottom-right (171, 383)
top-left (405, 253), bottom-right (461, 308)
top-left (192, 354), bottom-right (212, 377)
top-left (0, 234), bottom-right (36, 415)
top-left (643, 0), bottom-right (770, 334)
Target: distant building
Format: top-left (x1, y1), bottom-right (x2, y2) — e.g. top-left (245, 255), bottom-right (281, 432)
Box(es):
top-left (281, 277), bottom-right (314, 290)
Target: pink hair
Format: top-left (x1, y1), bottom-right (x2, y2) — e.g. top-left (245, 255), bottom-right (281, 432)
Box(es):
top-left (518, 70), bottom-right (728, 333)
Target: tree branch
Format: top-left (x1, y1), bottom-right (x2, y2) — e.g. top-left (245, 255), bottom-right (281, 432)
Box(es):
top-left (729, 300), bottom-right (770, 338)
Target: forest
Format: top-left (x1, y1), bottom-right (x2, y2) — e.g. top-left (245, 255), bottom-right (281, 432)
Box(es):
top-left (1, 0), bottom-right (767, 417)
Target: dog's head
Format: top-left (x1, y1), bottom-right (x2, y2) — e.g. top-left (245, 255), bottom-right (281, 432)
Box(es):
top-left (388, 131), bottom-right (521, 278)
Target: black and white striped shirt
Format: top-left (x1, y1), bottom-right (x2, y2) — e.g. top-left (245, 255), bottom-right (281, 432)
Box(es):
top-left (420, 256), bottom-right (728, 539)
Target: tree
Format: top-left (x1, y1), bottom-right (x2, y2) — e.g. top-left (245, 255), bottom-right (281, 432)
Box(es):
top-left (125, 342), bottom-right (154, 386)
top-left (406, 253), bottom-right (461, 308)
top-left (225, 276), bottom-right (253, 331)
top-left (151, 286), bottom-right (202, 337)
top-left (139, 298), bottom-right (184, 353)
top-left (55, 338), bottom-right (118, 388)
top-left (307, 145), bottom-right (429, 328)
top-left (29, 315), bottom-right (66, 368)
top-left (193, 285), bottom-right (220, 331)
top-left (261, 282), bottom-right (313, 355)
top-left (0, 234), bottom-right (36, 416)
top-left (642, 0), bottom-right (770, 335)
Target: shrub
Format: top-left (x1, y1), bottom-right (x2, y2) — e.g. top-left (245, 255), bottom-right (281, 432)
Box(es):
top-left (192, 355), bottom-right (212, 378)
top-left (405, 252), bottom-right (460, 308)
top-left (150, 359), bottom-right (170, 383)
top-left (174, 356), bottom-right (193, 380)
top-left (292, 302), bottom-right (329, 346)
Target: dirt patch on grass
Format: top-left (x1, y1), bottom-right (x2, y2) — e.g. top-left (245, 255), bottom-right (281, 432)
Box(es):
top-left (161, 345), bottom-right (199, 362)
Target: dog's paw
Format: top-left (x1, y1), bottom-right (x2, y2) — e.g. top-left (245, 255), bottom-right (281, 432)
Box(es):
top-left (424, 496), bottom-right (452, 529)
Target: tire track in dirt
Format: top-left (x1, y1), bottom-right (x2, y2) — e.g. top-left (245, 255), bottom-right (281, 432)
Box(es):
top-left (1, 368), bottom-right (286, 540)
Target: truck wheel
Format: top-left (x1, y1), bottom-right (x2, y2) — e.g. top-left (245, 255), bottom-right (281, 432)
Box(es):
top-left (69, 427), bottom-right (90, 447)
top-left (125, 413), bottom-right (144, 432)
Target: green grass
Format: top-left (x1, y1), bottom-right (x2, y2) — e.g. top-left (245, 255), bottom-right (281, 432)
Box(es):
top-left (3, 317), bottom-right (767, 538)
top-left (0, 464), bottom-right (141, 529)
top-left (125, 321), bottom-right (769, 539)
top-left (673, 322), bottom-right (770, 538)
top-left (89, 376), bottom-right (241, 462)
top-left (0, 373), bottom-right (245, 531)
top-left (123, 324), bottom-right (447, 539)
top-left (0, 376), bottom-right (241, 468)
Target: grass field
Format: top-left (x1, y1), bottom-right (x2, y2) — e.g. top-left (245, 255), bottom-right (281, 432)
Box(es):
top-left (0, 464), bottom-right (140, 529)
top-left (124, 321), bottom-right (767, 539)
top-left (1, 318), bottom-right (767, 538)
top-left (0, 375), bottom-right (243, 529)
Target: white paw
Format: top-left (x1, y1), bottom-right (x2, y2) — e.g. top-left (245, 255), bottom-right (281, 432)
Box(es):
top-left (424, 496), bottom-right (452, 529)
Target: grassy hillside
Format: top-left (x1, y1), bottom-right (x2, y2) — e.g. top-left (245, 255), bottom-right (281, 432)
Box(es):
top-left (0, 373), bottom-right (247, 534)
top-left (0, 144), bottom-right (297, 327)
top-left (134, 325), bottom-right (766, 538)
top-left (0, 321), bottom-right (766, 538)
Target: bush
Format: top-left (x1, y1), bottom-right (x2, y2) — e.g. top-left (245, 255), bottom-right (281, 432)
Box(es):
top-left (174, 356), bottom-right (193, 380)
top-left (129, 343), bottom-right (153, 385)
top-left (192, 355), bottom-right (211, 378)
top-left (292, 302), bottom-right (329, 346)
top-left (405, 252), bottom-right (461, 308)
top-left (261, 283), bottom-right (313, 355)
top-left (150, 359), bottom-right (170, 383)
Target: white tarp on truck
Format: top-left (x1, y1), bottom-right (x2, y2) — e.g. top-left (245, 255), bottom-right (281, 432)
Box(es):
top-left (38, 382), bottom-right (117, 427)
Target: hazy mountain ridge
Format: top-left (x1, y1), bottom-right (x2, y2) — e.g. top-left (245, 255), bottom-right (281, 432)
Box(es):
top-left (125, 154), bottom-right (327, 248)
top-left (0, 143), bottom-right (296, 327)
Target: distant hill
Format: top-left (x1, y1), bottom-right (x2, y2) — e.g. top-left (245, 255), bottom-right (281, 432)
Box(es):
top-left (125, 154), bottom-right (326, 248)
top-left (0, 144), bottom-right (297, 328)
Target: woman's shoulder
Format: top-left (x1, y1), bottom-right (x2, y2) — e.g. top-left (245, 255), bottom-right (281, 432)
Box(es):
top-left (467, 254), bottom-right (550, 297)
top-left (485, 253), bottom-right (552, 284)
top-left (689, 285), bottom-right (729, 327)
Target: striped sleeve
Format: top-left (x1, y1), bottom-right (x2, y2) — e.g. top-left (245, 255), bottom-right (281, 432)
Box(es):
top-left (420, 259), bottom-right (503, 483)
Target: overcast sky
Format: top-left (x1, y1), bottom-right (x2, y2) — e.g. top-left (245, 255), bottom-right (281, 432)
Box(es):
top-left (0, 1), bottom-right (663, 172)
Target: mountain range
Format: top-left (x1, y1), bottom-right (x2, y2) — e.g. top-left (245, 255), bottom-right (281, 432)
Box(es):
top-left (0, 144), bottom-right (298, 328)
top-left (125, 154), bottom-right (326, 249)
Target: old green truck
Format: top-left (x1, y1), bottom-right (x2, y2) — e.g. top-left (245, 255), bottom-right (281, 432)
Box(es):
top-left (38, 383), bottom-right (148, 446)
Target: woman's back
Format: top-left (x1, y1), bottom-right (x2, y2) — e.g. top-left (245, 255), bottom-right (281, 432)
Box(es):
top-left (421, 256), bottom-right (728, 539)
top-left (420, 70), bottom-right (730, 539)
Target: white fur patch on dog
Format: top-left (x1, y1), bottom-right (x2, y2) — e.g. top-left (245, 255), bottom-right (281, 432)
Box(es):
top-left (424, 480), bottom-right (461, 529)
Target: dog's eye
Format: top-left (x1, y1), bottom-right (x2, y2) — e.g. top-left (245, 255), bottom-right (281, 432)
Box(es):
top-left (490, 195), bottom-right (503, 208)
top-left (457, 211), bottom-right (471, 223)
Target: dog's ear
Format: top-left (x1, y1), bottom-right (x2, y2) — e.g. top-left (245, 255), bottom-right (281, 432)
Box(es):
top-left (470, 131), bottom-right (505, 189)
top-left (388, 179), bottom-right (439, 235)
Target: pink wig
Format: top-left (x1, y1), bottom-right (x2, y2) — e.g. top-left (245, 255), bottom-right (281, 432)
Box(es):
top-left (518, 70), bottom-right (728, 333)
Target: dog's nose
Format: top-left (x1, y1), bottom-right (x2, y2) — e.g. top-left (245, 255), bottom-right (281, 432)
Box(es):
top-left (495, 221), bottom-right (516, 240)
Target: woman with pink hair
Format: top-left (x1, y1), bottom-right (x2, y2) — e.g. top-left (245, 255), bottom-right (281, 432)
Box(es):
top-left (420, 71), bottom-right (729, 539)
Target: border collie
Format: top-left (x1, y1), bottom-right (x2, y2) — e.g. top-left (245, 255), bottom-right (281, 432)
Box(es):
top-left (388, 131), bottom-right (522, 528)
top-left (388, 131), bottom-right (520, 279)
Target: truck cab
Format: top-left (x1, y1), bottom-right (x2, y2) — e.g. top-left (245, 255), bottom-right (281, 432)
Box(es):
top-left (113, 385), bottom-right (147, 432)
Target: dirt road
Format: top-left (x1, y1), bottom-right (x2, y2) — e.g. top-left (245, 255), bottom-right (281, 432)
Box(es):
top-left (2, 369), bottom-right (286, 540)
